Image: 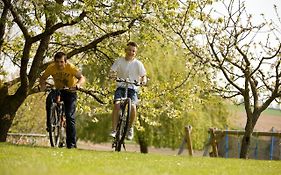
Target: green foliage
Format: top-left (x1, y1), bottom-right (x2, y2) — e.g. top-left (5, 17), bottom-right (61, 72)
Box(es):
top-left (10, 92), bottom-right (46, 133)
top-left (133, 40), bottom-right (229, 149)
top-left (10, 35), bottom-right (230, 150)
top-left (7, 0), bottom-right (231, 150)
top-left (76, 112), bottom-right (111, 143)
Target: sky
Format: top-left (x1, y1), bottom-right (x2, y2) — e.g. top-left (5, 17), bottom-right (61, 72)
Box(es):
top-left (211, 0), bottom-right (281, 24)
top-left (244, 0), bottom-right (281, 22)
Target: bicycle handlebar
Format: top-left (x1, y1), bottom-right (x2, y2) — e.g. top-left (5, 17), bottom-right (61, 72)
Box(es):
top-left (45, 86), bottom-right (78, 92)
top-left (116, 78), bottom-right (143, 86)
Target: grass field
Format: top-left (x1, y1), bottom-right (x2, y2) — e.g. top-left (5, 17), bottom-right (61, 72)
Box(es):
top-left (1, 143), bottom-right (281, 175)
top-left (230, 104), bottom-right (281, 117)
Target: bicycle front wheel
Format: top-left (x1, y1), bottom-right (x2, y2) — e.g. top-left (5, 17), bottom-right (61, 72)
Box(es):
top-left (48, 103), bottom-right (60, 147)
top-left (115, 98), bottom-right (131, 151)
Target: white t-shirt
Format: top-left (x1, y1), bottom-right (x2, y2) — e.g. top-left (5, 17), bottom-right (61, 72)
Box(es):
top-left (110, 57), bottom-right (146, 90)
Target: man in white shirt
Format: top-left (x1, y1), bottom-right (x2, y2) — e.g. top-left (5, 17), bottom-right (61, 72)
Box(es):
top-left (109, 42), bottom-right (147, 140)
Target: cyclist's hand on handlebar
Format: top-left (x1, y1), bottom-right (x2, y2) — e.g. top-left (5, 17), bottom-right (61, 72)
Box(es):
top-left (75, 84), bottom-right (82, 90)
top-left (61, 86), bottom-right (78, 91)
top-left (69, 86), bottom-right (78, 91)
top-left (140, 81), bottom-right (146, 86)
top-left (140, 77), bottom-right (149, 86)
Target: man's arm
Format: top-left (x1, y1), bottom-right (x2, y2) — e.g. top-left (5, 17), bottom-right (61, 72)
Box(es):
top-left (39, 75), bottom-right (47, 91)
top-left (75, 72), bottom-right (86, 89)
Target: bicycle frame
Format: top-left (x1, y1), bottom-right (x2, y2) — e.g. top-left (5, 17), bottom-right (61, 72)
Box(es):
top-left (112, 78), bottom-right (140, 151)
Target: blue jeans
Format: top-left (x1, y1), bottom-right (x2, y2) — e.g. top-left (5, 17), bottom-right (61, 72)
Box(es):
top-left (46, 90), bottom-right (77, 148)
top-left (114, 87), bottom-right (138, 105)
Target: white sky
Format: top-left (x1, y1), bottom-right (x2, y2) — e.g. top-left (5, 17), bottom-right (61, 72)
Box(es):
top-left (211, 0), bottom-right (281, 23)
top-left (244, 0), bottom-right (281, 22)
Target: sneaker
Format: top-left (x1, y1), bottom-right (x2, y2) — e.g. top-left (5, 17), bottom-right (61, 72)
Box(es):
top-left (110, 130), bottom-right (116, 138)
top-left (67, 145), bottom-right (77, 149)
top-left (127, 127), bottom-right (134, 140)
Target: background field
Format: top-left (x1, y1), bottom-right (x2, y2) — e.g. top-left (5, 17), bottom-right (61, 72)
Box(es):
top-left (230, 105), bottom-right (281, 132)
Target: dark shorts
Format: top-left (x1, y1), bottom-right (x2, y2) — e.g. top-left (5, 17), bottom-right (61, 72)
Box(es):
top-left (114, 87), bottom-right (138, 105)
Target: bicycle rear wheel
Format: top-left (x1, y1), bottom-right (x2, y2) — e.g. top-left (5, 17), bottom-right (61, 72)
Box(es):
top-left (115, 98), bottom-right (131, 151)
top-left (48, 103), bottom-right (60, 147)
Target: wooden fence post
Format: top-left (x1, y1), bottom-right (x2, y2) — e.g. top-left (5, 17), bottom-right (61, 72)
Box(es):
top-left (210, 128), bottom-right (218, 157)
top-left (178, 125), bottom-right (193, 156)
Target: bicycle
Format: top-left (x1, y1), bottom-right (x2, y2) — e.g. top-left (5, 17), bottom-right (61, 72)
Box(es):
top-left (112, 78), bottom-right (141, 152)
top-left (46, 87), bottom-right (76, 147)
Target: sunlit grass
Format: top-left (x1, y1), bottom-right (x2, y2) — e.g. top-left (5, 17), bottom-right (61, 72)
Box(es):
top-left (1, 143), bottom-right (281, 175)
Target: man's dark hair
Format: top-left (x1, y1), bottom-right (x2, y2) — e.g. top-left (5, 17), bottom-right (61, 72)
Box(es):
top-left (54, 52), bottom-right (67, 61)
top-left (127, 41), bottom-right (138, 48)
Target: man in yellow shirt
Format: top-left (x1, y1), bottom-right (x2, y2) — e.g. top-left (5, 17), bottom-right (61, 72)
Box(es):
top-left (40, 52), bottom-right (85, 149)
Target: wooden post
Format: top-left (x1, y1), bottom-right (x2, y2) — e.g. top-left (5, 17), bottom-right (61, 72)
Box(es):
top-left (210, 128), bottom-right (218, 157)
top-left (185, 125), bottom-right (193, 156)
top-left (178, 125), bottom-right (193, 156)
top-left (203, 137), bottom-right (212, 156)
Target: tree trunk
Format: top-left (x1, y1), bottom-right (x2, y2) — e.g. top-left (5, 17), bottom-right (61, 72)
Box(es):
top-left (0, 113), bottom-right (16, 142)
top-left (0, 86), bottom-right (26, 142)
top-left (240, 117), bottom-right (255, 159)
top-left (138, 135), bottom-right (148, 153)
top-left (240, 129), bottom-right (252, 158)
top-left (239, 110), bottom-right (262, 159)
top-left (136, 113), bottom-right (148, 153)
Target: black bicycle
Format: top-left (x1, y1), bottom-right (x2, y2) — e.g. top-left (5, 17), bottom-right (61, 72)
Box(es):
top-left (46, 87), bottom-right (76, 147)
top-left (112, 78), bottom-right (141, 151)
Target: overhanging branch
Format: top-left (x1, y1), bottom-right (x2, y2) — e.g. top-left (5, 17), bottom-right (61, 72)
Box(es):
top-left (29, 85), bottom-right (106, 104)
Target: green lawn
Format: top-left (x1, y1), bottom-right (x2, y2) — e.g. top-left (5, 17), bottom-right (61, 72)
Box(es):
top-left (1, 143), bottom-right (281, 175)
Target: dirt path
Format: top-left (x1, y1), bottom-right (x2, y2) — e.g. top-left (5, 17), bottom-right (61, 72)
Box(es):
top-left (77, 141), bottom-right (202, 156)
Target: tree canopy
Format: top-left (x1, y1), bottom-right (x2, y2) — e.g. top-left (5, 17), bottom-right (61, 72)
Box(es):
top-left (2, 0), bottom-right (232, 153)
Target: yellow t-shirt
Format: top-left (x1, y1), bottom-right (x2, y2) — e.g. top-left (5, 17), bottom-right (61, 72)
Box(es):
top-left (41, 62), bottom-right (80, 89)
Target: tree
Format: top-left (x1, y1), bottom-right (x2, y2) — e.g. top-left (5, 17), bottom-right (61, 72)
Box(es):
top-left (167, 0), bottom-right (281, 158)
top-left (0, 0), bottom-right (176, 142)
top-left (2, 0), bottom-right (230, 154)
top-left (130, 38), bottom-right (229, 151)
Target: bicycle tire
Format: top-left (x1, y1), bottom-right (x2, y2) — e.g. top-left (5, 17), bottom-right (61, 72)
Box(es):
top-left (115, 98), bottom-right (131, 151)
top-left (48, 103), bottom-right (60, 147)
top-left (58, 113), bottom-right (66, 148)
